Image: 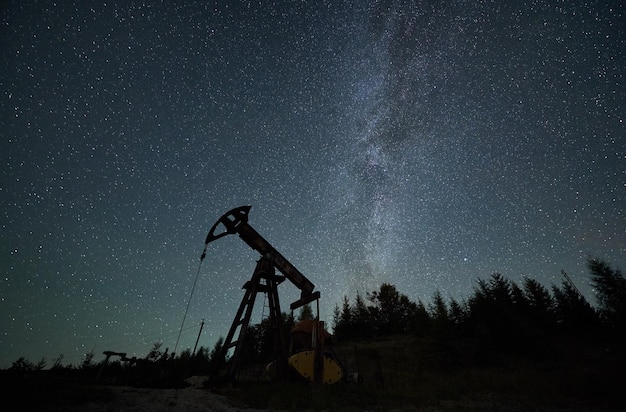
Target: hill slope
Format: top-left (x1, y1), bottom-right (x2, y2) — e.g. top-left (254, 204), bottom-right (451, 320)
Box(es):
top-left (230, 334), bottom-right (625, 411)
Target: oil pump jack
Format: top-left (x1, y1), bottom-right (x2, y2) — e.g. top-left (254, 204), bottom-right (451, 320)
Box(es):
top-left (201, 206), bottom-right (342, 385)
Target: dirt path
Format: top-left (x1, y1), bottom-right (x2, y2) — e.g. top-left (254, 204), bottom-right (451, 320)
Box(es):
top-left (84, 387), bottom-right (238, 412)
top-left (48, 376), bottom-right (266, 412)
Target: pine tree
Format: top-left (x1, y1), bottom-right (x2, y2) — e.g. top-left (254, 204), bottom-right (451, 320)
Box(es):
top-left (552, 279), bottom-right (598, 336)
top-left (522, 277), bottom-right (555, 331)
top-left (298, 303), bottom-right (315, 321)
top-left (367, 283), bottom-right (417, 335)
top-left (467, 274), bottom-right (518, 346)
top-left (333, 295), bottom-right (353, 338)
top-left (588, 258), bottom-right (626, 333)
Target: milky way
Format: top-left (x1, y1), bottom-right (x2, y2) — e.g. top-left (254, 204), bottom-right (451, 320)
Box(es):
top-left (1, 1), bottom-right (624, 368)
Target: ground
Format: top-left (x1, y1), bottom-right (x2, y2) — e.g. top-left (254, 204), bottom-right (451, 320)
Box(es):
top-left (6, 376), bottom-right (263, 412)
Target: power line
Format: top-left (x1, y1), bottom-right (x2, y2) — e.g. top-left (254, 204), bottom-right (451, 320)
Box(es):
top-left (174, 255), bottom-right (205, 354)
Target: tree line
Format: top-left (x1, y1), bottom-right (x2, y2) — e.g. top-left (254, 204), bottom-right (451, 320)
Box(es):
top-left (2, 305), bottom-right (312, 387)
top-left (4, 258), bottom-right (623, 381)
top-left (332, 258), bottom-right (625, 351)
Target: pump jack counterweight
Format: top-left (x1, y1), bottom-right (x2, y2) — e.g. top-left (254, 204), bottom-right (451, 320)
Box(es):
top-left (203, 206), bottom-right (342, 386)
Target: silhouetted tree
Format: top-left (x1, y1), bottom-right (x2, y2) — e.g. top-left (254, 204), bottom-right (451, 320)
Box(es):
top-left (81, 351), bottom-right (95, 369)
top-left (334, 289), bottom-right (399, 339)
top-left (186, 346), bottom-right (210, 375)
top-left (327, 268), bottom-right (618, 351)
top-left (588, 258), bottom-right (626, 333)
top-left (242, 322), bottom-right (265, 366)
top-left (552, 278), bottom-right (599, 337)
top-left (521, 277), bottom-right (555, 333)
top-left (239, 311), bottom-right (294, 366)
top-left (333, 295), bottom-right (353, 339)
top-left (429, 290), bottom-right (449, 323)
top-left (413, 300), bottom-right (432, 336)
top-left (178, 348), bottom-right (192, 360)
top-left (52, 354), bottom-right (64, 370)
top-left (467, 274), bottom-right (521, 347)
top-left (332, 303), bottom-right (341, 333)
top-left (298, 303), bottom-right (314, 321)
top-left (368, 283), bottom-right (418, 335)
top-left (207, 337), bottom-right (225, 376)
top-left (352, 291), bottom-right (374, 338)
top-left (448, 297), bottom-right (467, 326)
top-left (429, 290), bottom-right (455, 337)
top-left (9, 357), bottom-right (45, 372)
top-left (146, 342), bottom-right (165, 362)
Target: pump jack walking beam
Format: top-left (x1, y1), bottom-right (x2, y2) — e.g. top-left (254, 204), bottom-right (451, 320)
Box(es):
top-left (202, 206), bottom-right (320, 310)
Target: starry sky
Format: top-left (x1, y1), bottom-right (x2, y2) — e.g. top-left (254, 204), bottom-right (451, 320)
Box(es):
top-left (1, 1), bottom-right (624, 368)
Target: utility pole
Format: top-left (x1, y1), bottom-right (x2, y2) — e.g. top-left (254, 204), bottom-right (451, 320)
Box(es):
top-left (192, 318), bottom-right (205, 356)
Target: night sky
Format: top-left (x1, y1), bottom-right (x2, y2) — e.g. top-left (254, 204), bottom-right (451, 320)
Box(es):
top-left (1, 1), bottom-right (624, 368)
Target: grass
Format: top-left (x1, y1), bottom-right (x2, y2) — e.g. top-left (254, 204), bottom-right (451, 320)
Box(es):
top-left (223, 335), bottom-right (626, 411)
top-left (4, 335), bottom-right (623, 411)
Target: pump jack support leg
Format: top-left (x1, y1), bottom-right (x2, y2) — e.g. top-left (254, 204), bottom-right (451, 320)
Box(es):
top-left (214, 269), bottom-right (261, 384)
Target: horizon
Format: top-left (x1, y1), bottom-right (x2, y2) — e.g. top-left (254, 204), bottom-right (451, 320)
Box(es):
top-left (1, 259), bottom-right (616, 370)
